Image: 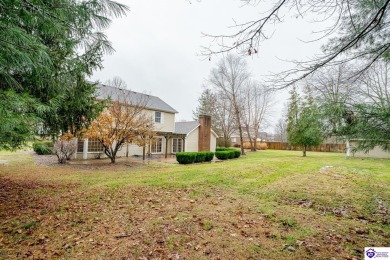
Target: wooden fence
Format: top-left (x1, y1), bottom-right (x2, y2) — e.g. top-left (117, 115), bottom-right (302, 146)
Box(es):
top-left (265, 142), bottom-right (346, 153)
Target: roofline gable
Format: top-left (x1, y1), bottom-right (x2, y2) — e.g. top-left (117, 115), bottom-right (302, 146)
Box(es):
top-left (186, 123), bottom-right (200, 136)
top-left (95, 83), bottom-right (178, 114)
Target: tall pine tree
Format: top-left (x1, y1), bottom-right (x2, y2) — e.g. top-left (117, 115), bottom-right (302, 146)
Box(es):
top-left (0, 0), bottom-right (128, 149)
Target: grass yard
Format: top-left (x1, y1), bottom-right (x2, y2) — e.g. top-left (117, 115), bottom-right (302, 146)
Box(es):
top-left (0, 150), bottom-right (389, 259)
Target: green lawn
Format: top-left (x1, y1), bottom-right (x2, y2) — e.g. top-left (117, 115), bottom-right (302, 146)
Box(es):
top-left (0, 150), bottom-right (389, 259)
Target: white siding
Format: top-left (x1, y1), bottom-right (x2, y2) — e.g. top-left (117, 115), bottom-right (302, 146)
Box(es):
top-left (350, 142), bottom-right (390, 159)
top-left (76, 152), bottom-right (106, 159)
top-left (124, 144), bottom-right (143, 157)
top-left (159, 112), bottom-right (175, 132)
top-left (76, 142), bottom-right (143, 159)
top-left (185, 129), bottom-right (199, 152)
top-left (147, 109), bottom-right (175, 132)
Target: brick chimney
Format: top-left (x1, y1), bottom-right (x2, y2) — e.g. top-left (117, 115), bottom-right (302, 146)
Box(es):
top-left (198, 115), bottom-right (211, 151)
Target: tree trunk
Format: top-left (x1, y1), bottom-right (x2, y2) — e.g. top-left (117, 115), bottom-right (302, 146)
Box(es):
top-left (143, 145), bottom-right (146, 160)
top-left (253, 125), bottom-right (259, 151)
top-left (303, 145), bottom-right (307, 157)
top-left (109, 149), bottom-right (117, 163)
top-left (253, 138), bottom-right (257, 151)
top-left (238, 124), bottom-right (245, 155)
top-left (245, 124), bottom-right (254, 151)
top-left (110, 156), bottom-right (116, 163)
top-left (103, 146), bottom-right (112, 162)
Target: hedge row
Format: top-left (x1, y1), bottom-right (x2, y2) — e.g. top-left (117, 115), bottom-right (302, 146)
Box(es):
top-left (215, 147), bottom-right (241, 160)
top-left (176, 152), bottom-right (214, 164)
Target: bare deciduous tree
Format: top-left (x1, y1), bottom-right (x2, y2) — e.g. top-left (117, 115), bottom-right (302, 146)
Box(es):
top-left (202, 0), bottom-right (390, 86)
top-left (358, 61), bottom-right (390, 108)
top-left (193, 88), bottom-right (237, 146)
top-left (209, 54), bottom-right (250, 155)
top-left (308, 65), bottom-right (358, 134)
top-left (274, 118), bottom-right (288, 142)
top-left (242, 81), bottom-right (274, 151)
top-left (105, 76), bottom-right (129, 90)
top-left (214, 90), bottom-right (237, 147)
top-left (348, 61), bottom-right (390, 152)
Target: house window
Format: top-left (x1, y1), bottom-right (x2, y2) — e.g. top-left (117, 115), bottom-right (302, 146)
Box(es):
top-left (172, 138), bottom-right (183, 153)
top-left (77, 139), bottom-right (84, 152)
top-left (155, 111), bottom-right (162, 123)
top-left (151, 137), bottom-right (163, 153)
top-left (88, 139), bottom-right (104, 152)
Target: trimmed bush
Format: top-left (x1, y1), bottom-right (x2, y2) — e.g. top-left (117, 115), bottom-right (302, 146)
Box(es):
top-left (216, 147), bottom-right (231, 151)
top-left (176, 152), bottom-right (197, 164)
top-left (175, 151), bottom-right (216, 164)
top-left (215, 151), bottom-right (231, 160)
top-left (195, 152), bottom-right (207, 163)
top-left (228, 150), bottom-right (235, 159)
top-left (33, 141), bottom-right (52, 155)
top-left (204, 152), bottom-right (214, 162)
top-left (216, 147), bottom-right (240, 159)
top-left (232, 150), bottom-right (241, 158)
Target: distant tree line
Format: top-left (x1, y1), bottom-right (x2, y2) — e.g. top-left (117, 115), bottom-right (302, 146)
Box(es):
top-left (193, 55), bottom-right (274, 155)
top-left (284, 61), bottom-right (390, 156)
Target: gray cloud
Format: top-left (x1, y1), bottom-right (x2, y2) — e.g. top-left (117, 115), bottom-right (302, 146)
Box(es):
top-left (91, 0), bottom-right (328, 129)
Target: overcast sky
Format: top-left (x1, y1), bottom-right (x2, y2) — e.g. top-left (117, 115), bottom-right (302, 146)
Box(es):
top-left (91, 0), bottom-right (329, 132)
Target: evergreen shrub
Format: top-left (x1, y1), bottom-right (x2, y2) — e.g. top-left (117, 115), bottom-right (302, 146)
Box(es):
top-left (215, 151), bottom-right (231, 160)
top-left (176, 152), bottom-right (197, 164)
top-left (204, 152), bottom-right (214, 162)
top-left (195, 152), bottom-right (207, 163)
top-left (33, 141), bottom-right (52, 155)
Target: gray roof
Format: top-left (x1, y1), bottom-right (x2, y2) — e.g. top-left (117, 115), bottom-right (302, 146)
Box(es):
top-left (96, 84), bottom-right (178, 113)
top-left (174, 121), bottom-right (199, 135)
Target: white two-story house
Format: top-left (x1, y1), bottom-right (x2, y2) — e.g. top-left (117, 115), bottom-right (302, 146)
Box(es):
top-left (76, 84), bottom-right (218, 159)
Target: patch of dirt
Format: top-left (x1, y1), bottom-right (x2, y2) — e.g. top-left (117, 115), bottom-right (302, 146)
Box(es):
top-left (32, 153), bottom-right (58, 166)
top-left (32, 153), bottom-right (148, 171)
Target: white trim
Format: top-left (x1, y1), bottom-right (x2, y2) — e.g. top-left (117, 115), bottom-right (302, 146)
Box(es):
top-left (211, 129), bottom-right (219, 138)
top-left (154, 111), bottom-right (163, 124)
top-left (172, 138), bottom-right (183, 153)
top-left (151, 137), bottom-right (164, 154)
top-left (186, 124), bottom-right (200, 137)
top-left (83, 139), bottom-right (88, 159)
